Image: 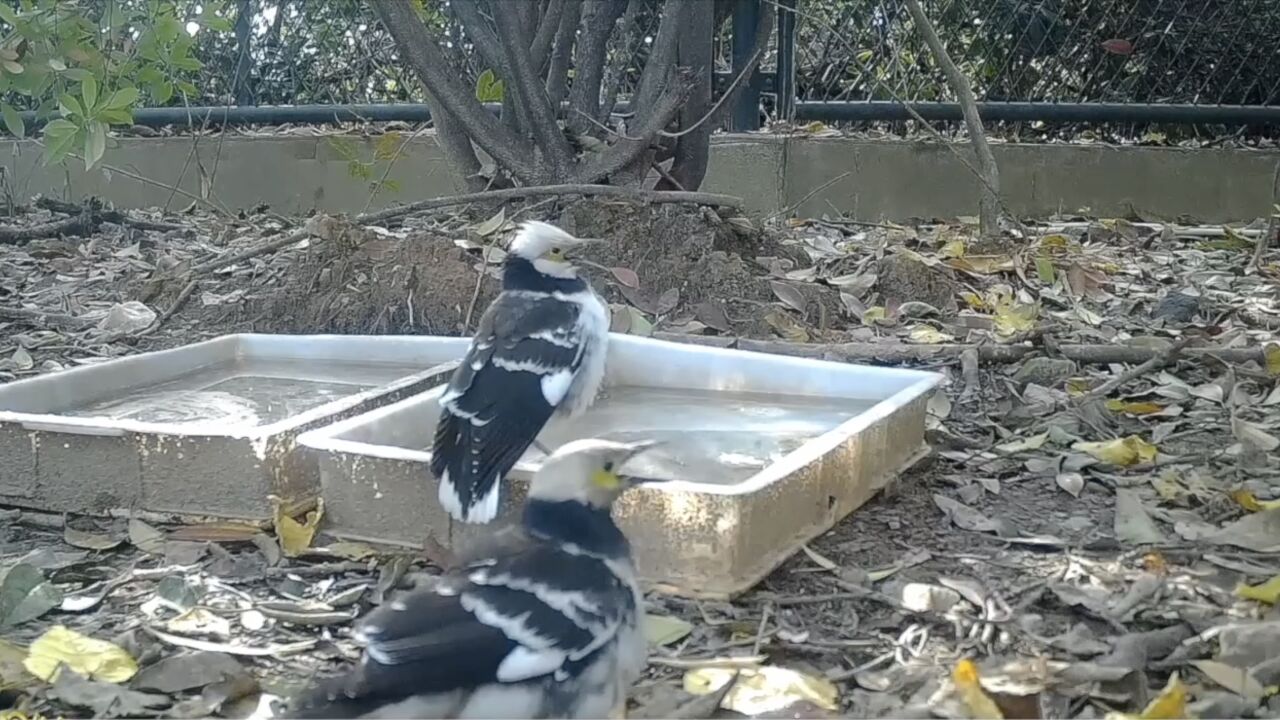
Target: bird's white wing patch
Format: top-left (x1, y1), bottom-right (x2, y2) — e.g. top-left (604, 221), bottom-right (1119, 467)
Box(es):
top-left (437, 468), bottom-right (466, 519)
top-left (540, 370), bottom-right (574, 406)
top-left (495, 645), bottom-right (569, 682)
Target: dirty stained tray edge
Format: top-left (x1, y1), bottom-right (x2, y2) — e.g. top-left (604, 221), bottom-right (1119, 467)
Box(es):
top-left (299, 373), bottom-right (941, 495)
top-left (0, 334), bottom-right (469, 439)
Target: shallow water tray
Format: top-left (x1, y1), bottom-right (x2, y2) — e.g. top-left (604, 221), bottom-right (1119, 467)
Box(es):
top-left (0, 334), bottom-right (461, 520)
top-left (297, 333), bottom-right (942, 598)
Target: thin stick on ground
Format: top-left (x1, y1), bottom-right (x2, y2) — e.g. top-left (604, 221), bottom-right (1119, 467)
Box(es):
top-left (902, 0), bottom-right (1001, 237)
top-left (1079, 336), bottom-right (1192, 401)
top-left (357, 184), bottom-right (743, 225)
top-left (1249, 161), bottom-right (1280, 272)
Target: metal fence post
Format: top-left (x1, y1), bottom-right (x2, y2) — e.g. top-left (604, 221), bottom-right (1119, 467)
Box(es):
top-left (775, 0), bottom-right (797, 122)
top-left (730, 0), bottom-right (763, 131)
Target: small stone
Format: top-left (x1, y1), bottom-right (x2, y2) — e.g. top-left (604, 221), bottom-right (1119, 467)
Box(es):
top-left (899, 583), bottom-right (962, 613)
top-left (1152, 290), bottom-right (1200, 324)
top-left (1012, 357), bottom-right (1076, 387)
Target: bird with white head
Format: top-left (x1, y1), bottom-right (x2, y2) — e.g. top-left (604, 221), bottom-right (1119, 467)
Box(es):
top-left (431, 220), bottom-right (612, 524)
top-left (282, 438), bottom-right (662, 719)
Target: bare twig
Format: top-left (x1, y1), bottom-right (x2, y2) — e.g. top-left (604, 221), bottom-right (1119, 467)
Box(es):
top-left (650, 332), bottom-right (1269, 366)
top-left (903, 0), bottom-right (1001, 236)
top-left (35, 197), bottom-right (187, 232)
top-left (358, 183), bottom-right (742, 225)
top-left (1249, 161), bottom-right (1280, 272)
top-left (1079, 336), bottom-right (1192, 401)
top-left (492, 6), bottom-right (576, 176)
top-left (0, 305), bottom-right (94, 330)
top-left (190, 228), bottom-right (310, 275)
top-left (0, 212), bottom-right (97, 244)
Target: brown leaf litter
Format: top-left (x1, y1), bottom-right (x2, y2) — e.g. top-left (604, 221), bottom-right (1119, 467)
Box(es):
top-left (2, 196), bottom-right (1280, 718)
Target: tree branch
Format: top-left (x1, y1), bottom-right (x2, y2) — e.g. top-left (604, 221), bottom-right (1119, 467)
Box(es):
top-left (531, 0), bottom-right (566, 74)
top-left (567, 0), bottom-right (628, 134)
top-left (903, 0), bottom-right (1001, 237)
top-left (598, 0), bottom-right (642, 122)
top-left (574, 71), bottom-right (693, 184)
top-left (546, 0), bottom-right (582, 107)
top-left (632, 0), bottom-right (689, 117)
top-left (492, 4), bottom-right (576, 176)
top-left (370, 0), bottom-right (538, 183)
top-left (661, 1), bottom-right (714, 191)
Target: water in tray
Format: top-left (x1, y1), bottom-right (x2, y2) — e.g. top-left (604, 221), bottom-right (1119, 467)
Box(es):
top-left (539, 386), bottom-right (876, 486)
top-left (65, 357), bottom-right (422, 429)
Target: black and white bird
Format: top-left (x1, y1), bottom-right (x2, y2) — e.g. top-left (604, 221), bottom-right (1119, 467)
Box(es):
top-left (433, 220), bottom-right (610, 524)
top-left (282, 438), bottom-right (660, 720)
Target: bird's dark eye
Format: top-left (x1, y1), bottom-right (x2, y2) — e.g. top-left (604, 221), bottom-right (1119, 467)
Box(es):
top-left (603, 461), bottom-right (615, 472)
top-left (551, 247), bottom-right (562, 255)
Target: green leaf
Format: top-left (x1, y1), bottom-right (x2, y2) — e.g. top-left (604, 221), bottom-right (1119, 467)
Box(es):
top-left (64, 68), bottom-right (93, 82)
top-left (83, 120), bottom-right (106, 170)
top-left (474, 68), bottom-right (505, 103)
top-left (151, 81), bottom-right (173, 104)
top-left (203, 16), bottom-right (233, 32)
top-left (58, 92), bottom-right (83, 119)
top-left (0, 5), bottom-right (19, 26)
top-left (81, 74), bottom-right (97, 111)
top-left (0, 564), bottom-right (63, 628)
top-left (1, 103), bottom-right (24, 139)
top-left (1035, 256), bottom-right (1056, 285)
top-left (103, 86), bottom-right (139, 111)
top-left (176, 81), bottom-right (198, 96)
top-left (42, 118), bottom-right (77, 138)
top-left (98, 108), bottom-right (133, 125)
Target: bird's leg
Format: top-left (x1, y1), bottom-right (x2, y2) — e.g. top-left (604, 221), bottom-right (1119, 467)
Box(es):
top-left (420, 528), bottom-right (456, 570)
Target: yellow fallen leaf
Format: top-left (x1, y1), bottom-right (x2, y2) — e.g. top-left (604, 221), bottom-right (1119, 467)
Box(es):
top-left (1142, 552), bottom-right (1169, 575)
top-left (1231, 489), bottom-right (1280, 513)
top-left (1037, 233), bottom-right (1075, 253)
top-left (1236, 574), bottom-right (1280, 604)
top-left (960, 292), bottom-right (987, 310)
top-left (683, 665), bottom-right (838, 715)
top-left (271, 496), bottom-right (324, 557)
top-left (1073, 436), bottom-right (1157, 467)
top-left (908, 325), bottom-right (952, 344)
top-left (1066, 378), bottom-right (1092, 396)
top-left (993, 302), bottom-right (1038, 339)
top-left (1266, 342), bottom-right (1280, 377)
top-left (165, 607), bottom-right (231, 638)
top-left (1105, 400), bottom-right (1166, 416)
top-left (940, 239), bottom-right (967, 258)
top-left (953, 659), bottom-right (1004, 719)
top-left (1104, 672), bottom-right (1189, 720)
top-left (22, 625), bottom-right (137, 683)
top-left (861, 306), bottom-right (891, 327)
top-left (946, 255), bottom-right (1017, 275)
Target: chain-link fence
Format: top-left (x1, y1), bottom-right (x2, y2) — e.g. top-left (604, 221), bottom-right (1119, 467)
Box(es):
top-left (7, 0), bottom-right (1277, 133)
top-left (792, 0), bottom-right (1280, 108)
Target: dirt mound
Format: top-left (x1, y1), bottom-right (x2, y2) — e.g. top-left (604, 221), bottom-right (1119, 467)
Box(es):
top-left (560, 200), bottom-right (843, 339)
top-left (179, 201), bottom-right (845, 342)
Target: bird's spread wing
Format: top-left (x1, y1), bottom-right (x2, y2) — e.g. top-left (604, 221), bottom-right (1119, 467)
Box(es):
top-left (291, 545), bottom-right (633, 715)
top-left (432, 292), bottom-right (590, 522)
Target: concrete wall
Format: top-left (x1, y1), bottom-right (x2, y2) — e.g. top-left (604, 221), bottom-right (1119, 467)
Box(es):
top-left (2, 133), bottom-right (1276, 222)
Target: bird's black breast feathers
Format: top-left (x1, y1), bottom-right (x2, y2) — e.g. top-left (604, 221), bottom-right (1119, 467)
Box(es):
top-left (285, 539), bottom-right (634, 717)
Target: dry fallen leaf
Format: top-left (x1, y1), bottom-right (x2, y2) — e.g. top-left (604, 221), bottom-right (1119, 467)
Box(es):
top-left (23, 625), bottom-right (137, 683)
top-left (1073, 436), bottom-right (1157, 467)
top-left (1235, 574), bottom-right (1280, 604)
top-left (1105, 400), bottom-right (1166, 416)
top-left (908, 325), bottom-right (953, 344)
top-left (953, 659), bottom-right (1004, 719)
top-left (769, 281), bottom-right (808, 313)
top-left (1231, 417), bottom-right (1280, 452)
top-left (1231, 489), bottom-right (1280, 513)
top-left (610, 267), bottom-right (640, 288)
top-left (683, 665), bottom-right (838, 715)
top-left (1103, 672), bottom-right (1188, 720)
top-left (992, 301), bottom-right (1039, 339)
top-left (643, 613), bottom-right (693, 647)
top-left (270, 496), bottom-right (324, 558)
top-left (1191, 659), bottom-right (1266, 700)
